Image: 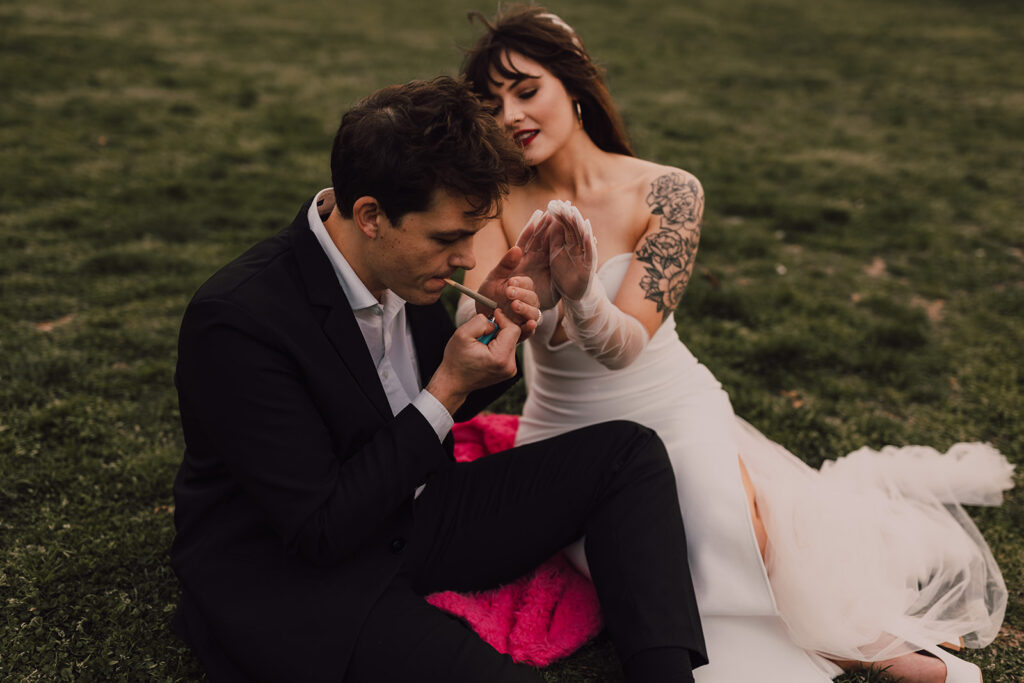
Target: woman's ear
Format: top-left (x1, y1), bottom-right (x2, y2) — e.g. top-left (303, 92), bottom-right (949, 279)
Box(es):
top-left (352, 196), bottom-right (386, 238)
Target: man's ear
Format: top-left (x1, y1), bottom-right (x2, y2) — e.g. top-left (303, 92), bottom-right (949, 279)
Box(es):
top-left (352, 196), bottom-right (387, 239)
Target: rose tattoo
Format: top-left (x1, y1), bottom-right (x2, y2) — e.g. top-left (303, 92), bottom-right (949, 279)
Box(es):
top-left (637, 172), bottom-right (703, 316)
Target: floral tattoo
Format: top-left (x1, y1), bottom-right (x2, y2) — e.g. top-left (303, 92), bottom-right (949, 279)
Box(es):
top-left (637, 172), bottom-right (703, 317)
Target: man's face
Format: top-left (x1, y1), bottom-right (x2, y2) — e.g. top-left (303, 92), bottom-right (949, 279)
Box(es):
top-left (366, 190), bottom-right (486, 305)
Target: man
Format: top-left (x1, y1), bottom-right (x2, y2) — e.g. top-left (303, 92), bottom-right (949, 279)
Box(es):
top-left (171, 77), bottom-right (705, 683)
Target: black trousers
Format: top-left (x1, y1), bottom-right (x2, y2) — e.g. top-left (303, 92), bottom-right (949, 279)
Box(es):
top-left (344, 421), bottom-right (706, 683)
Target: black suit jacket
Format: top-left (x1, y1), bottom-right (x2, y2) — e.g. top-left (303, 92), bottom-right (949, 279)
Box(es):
top-left (171, 198), bottom-right (515, 681)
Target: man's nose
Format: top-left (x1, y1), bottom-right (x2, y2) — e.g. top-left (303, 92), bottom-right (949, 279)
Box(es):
top-left (451, 243), bottom-right (476, 272)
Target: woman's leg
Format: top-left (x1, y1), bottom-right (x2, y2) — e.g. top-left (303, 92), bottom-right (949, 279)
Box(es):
top-left (832, 654), bottom-right (948, 683)
top-left (741, 454), bottom-right (959, 683)
top-left (738, 454), bottom-right (767, 560)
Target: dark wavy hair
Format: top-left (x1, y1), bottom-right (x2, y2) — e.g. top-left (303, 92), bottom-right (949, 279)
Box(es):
top-left (330, 77), bottom-right (528, 224)
top-left (462, 5), bottom-right (633, 157)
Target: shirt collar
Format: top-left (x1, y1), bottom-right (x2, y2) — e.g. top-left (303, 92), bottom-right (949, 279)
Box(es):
top-left (308, 188), bottom-right (407, 314)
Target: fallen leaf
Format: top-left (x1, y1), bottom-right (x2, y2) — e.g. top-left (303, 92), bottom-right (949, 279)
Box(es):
top-left (865, 257), bottom-right (886, 277)
top-left (910, 296), bottom-right (945, 322)
top-left (35, 314), bottom-right (75, 332)
top-left (998, 624), bottom-right (1024, 648)
top-left (780, 389), bottom-right (805, 408)
top-left (700, 266), bottom-right (720, 288)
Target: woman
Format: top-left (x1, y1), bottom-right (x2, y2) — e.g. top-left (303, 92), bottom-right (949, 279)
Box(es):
top-left (456, 6), bottom-right (1013, 683)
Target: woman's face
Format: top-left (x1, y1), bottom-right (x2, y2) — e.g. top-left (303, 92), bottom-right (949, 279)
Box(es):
top-left (485, 50), bottom-right (578, 166)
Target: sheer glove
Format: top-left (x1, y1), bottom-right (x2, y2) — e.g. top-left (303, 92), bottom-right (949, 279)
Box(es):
top-left (546, 200), bottom-right (595, 301)
top-left (546, 200), bottom-right (650, 371)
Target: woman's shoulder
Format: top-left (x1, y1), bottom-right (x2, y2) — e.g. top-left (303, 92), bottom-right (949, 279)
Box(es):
top-left (620, 157), bottom-right (701, 191)
top-left (605, 155), bottom-right (698, 195)
top-left (610, 157), bottom-right (704, 225)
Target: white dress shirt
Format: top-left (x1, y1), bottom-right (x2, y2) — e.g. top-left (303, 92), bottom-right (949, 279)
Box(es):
top-left (307, 188), bottom-right (453, 444)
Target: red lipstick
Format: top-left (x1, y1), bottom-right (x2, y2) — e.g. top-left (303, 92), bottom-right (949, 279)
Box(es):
top-left (514, 129), bottom-right (539, 148)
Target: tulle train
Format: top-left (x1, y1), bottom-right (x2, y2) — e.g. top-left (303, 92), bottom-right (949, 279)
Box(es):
top-left (737, 419), bottom-right (1013, 662)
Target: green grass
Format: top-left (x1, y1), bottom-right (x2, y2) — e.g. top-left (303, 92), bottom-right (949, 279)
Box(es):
top-left (2, 0), bottom-right (1022, 680)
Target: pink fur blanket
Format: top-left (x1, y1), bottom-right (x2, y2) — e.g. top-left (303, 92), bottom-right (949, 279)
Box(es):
top-left (425, 414), bottom-right (603, 666)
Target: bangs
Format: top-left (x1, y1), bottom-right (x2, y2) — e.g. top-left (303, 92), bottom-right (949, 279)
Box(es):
top-left (489, 49), bottom-right (540, 86)
top-left (466, 46), bottom-right (538, 95)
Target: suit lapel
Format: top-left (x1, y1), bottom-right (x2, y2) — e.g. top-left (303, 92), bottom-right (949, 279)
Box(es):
top-left (290, 201), bottom-right (393, 420)
top-left (321, 306), bottom-right (393, 420)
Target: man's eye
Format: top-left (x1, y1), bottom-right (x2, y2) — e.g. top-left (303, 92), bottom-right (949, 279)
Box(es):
top-left (434, 237), bottom-right (458, 245)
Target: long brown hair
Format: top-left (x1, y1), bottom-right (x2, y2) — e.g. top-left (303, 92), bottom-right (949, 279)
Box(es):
top-left (462, 5), bottom-right (634, 157)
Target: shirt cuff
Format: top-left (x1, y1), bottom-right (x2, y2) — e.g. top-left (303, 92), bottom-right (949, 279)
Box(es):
top-left (412, 389), bottom-right (453, 442)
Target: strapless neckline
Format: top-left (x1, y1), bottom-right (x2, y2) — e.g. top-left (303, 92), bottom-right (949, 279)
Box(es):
top-left (538, 252), bottom-right (636, 352)
top-left (595, 251), bottom-right (633, 274)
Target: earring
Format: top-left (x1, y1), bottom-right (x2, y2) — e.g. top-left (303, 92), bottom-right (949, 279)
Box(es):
top-left (574, 100), bottom-right (583, 123)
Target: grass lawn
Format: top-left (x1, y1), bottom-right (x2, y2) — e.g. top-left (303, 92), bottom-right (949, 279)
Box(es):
top-left (1, 0), bottom-right (1021, 680)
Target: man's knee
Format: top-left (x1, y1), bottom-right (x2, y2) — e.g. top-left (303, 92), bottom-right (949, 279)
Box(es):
top-left (582, 419), bottom-right (655, 446)
top-left (589, 420), bottom-right (671, 473)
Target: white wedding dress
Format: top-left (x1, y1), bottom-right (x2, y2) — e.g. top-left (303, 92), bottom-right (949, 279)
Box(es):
top-left (515, 252), bottom-right (1013, 681)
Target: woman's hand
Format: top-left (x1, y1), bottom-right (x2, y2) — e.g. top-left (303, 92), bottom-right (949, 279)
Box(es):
top-left (513, 210), bottom-right (560, 310)
top-left (547, 200), bottom-right (596, 301)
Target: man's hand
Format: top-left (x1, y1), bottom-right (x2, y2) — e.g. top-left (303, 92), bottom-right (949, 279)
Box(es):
top-left (476, 243), bottom-right (544, 341)
top-left (425, 309), bottom-right (521, 416)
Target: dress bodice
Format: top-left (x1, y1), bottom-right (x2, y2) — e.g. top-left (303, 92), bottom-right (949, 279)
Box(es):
top-left (522, 253), bottom-right (706, 438)
top-left (530, 252), bottom-right (694, 369)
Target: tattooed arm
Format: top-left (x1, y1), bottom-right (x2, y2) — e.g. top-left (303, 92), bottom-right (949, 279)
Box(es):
top-left (555, 169), bottom-right (703, 370)
top-left (616, 170), bottom-right (704, 336)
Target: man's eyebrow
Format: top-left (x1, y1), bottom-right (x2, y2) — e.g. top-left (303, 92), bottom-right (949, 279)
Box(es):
top-left (431, 228), bottom-right (477, 238)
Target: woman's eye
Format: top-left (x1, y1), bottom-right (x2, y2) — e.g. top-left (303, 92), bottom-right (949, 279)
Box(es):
top-left (520, 89), bottom-right (537, 100)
